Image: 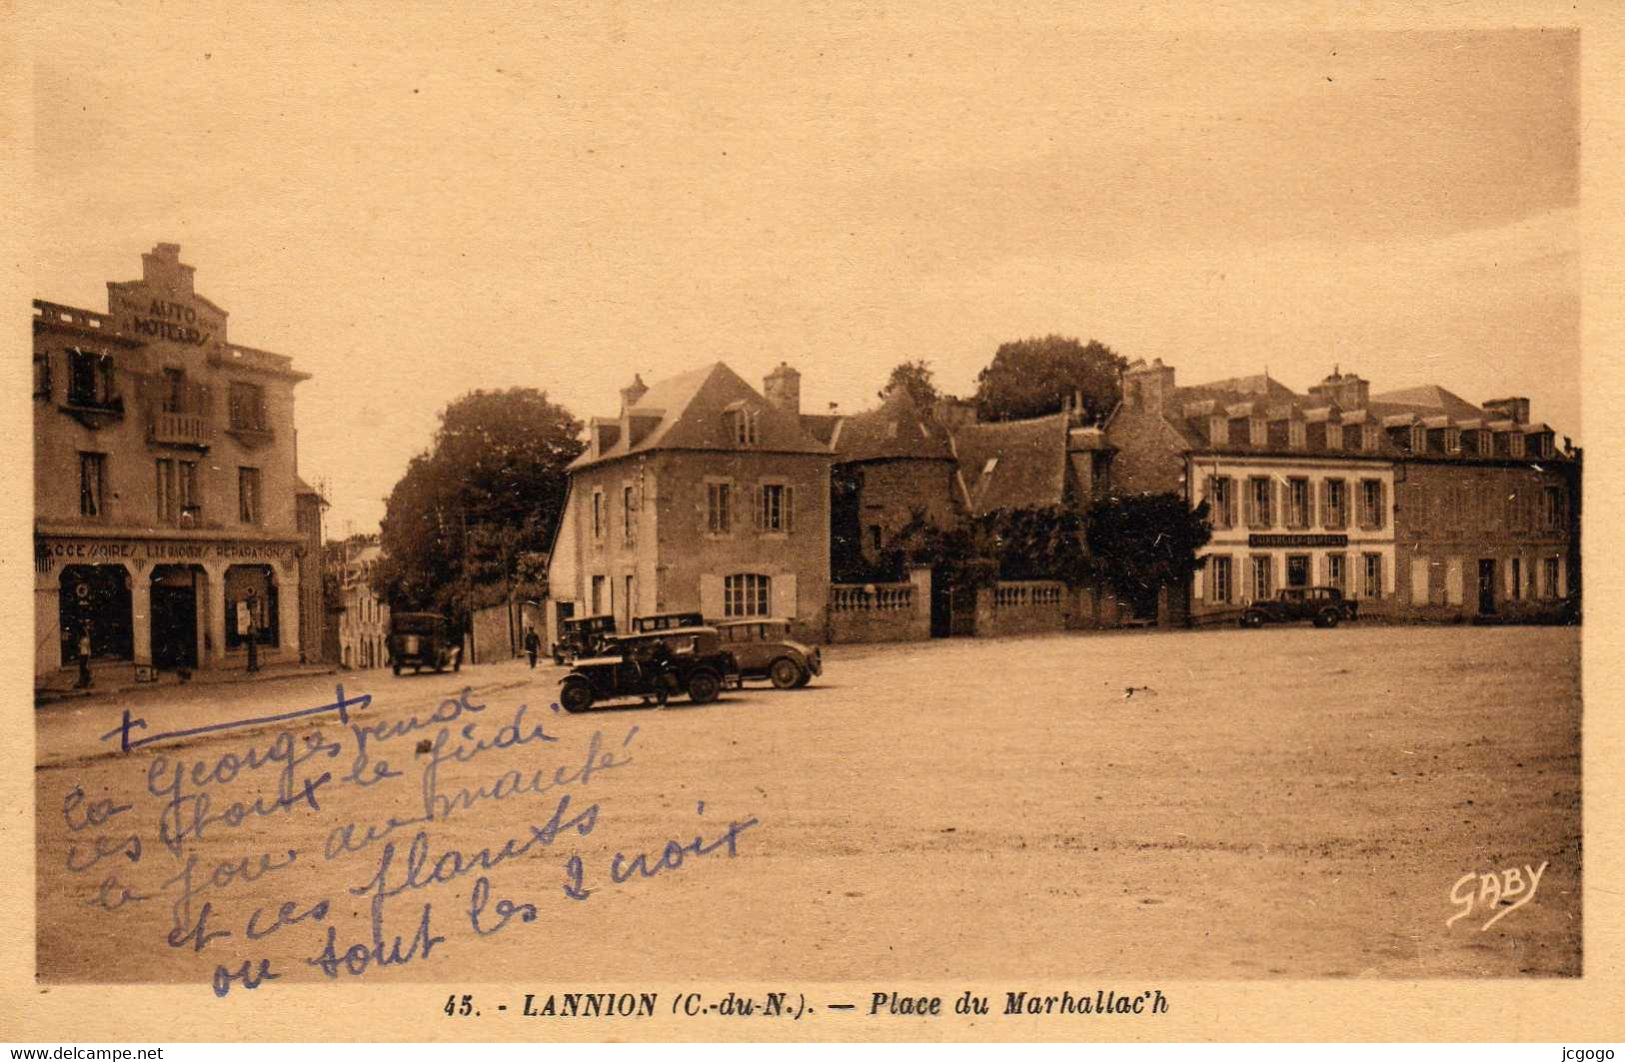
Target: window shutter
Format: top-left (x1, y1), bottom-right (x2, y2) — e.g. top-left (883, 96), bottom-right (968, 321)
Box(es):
top-left (784, 485), bottom-right (794, 532)
top-left (1378, 481), bottom-right (1387, 529)
top-left (1306, 480), bottom-right (1316, 529)
top-left (753, 485), bottom-right (763, 531)
top-left (700, 574), bottom-right (724, 621)
top-left (771, 573), bottom-right (797, 619)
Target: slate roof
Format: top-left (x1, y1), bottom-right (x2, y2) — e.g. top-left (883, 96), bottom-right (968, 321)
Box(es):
top-left (950, 413), bottom-right (1071, 514)
top-left (832, 387), bottom-right (956, 463)
top-left (1370, 384), bottom-right (1487, 422)
top-left (568, 362), bottom-right (832, 470)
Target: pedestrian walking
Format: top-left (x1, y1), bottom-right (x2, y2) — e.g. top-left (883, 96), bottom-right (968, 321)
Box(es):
top-left (524, 626), bottom-right (541, 669)
top-left (74, 622), bottom-right (93, 689)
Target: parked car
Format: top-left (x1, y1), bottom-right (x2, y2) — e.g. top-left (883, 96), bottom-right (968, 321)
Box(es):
top-left (629, 611), bottom-right (705, 634)
top-left (1240, 587), bottom-right (1358, 629)
top-left (557, 626), bottom-right (740, 712)
top-left (715, 618), bottom-right (821, 688)
top-left (389, 612), bottom-right (463, 674)
top-left (552, 613), bottom-right (617, 665)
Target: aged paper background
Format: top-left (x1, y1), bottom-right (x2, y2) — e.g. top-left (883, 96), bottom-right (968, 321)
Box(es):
top-left (2, 0), bottom-right (1622, 1042)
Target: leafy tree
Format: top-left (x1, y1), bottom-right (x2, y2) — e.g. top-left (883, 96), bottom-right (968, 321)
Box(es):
top-left (376, 388), bottom-right (584, 625)
top-left (1084, 493), bottom-right (1213, 619)
top-left (874, 505), bottom-right (1088, 587)
top-left (880, 360), bottom-right (942, 408)
top-left (973, 335), bottom-right (1127, 423)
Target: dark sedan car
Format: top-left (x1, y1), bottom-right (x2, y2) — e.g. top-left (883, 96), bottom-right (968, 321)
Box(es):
top-left (1241, 587), bottom-right (1359, 629)
top-left (557, 626), bottom-right (739, 712)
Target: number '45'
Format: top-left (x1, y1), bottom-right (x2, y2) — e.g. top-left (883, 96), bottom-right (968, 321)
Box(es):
top-left (444, 994), bottom-right (475, 1017)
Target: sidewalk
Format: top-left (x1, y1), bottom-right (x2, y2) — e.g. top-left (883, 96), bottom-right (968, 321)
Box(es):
top-left (35, 658), bottom-right (340, 707)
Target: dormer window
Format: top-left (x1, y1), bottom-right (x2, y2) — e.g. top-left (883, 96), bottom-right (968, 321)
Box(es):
top-left (1535, 433), bottom-right (1554, 458)
top-left (731, 408), bottom-right (760, 446)
top-left (1445, 428), bottom-right (1461, 454)
top-left (1209, 416), bottom-right (1228, 446)
top-left (1248, 418), bottom-right (1266, 447)
top-left (1408, 424), bottom-right (1426, 453)
top-left (1288, 421), bottom-right (1306, 449)
top-left (1326, 422), bottom-right (1344, 450)
top-left (1362, 424), bottom-right (1379, 451)
top-left (1508, 432), bottom-right (1525, 457)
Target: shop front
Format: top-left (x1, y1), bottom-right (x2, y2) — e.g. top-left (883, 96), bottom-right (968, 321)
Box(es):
top-left (35, 532), bottom-right (302, 681)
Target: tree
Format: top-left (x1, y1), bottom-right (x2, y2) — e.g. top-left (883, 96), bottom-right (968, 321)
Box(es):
top-left (872, 505), bottom-right (1089, 587)
top-left (973, 335), bottom-right (1127, 423)
top-left (880, 360), bottom-right (942, 408)
top-left (1084, 493), bottom-right (1213, 619)
top-left (376, 388), bottom-right (584, 625)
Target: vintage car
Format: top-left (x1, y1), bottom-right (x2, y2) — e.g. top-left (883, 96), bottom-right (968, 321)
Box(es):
top-left (389, 612), bottom-right (463, 674)
top-left (629, 611), bottom-right (705, 634)
top-left (557, 626), bottom-right (740, 712)
top-left (715, 618), bottom-right (821, 688)
top-left (551, 613), bottom-right (617, 665)
top-left (1240, 587), bottom-right (1359, 629)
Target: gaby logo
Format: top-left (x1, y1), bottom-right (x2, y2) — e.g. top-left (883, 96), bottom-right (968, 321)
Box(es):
top-left (1447, 861), bottom-right (1548, 930)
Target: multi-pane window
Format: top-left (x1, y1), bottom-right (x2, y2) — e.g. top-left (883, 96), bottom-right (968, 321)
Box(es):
top-left (1248, 418), bottom-right (1266, 447)
top-left (1210, 556), bottom-right (1232, 604)
top-left (33, 350), bottom-right (52, 399)
top-left (622, 484), bottom-right (635, 545)
top-left (1324, 478), bottom-right (1347, 529)
top-left (1508, 433), bottom-right (1525, 457)
top-left (68, 350), bottom-right (117, 408)
top-left (732, 409), bottom-right (760, 446)
top-left (1541, 486), bottom-right (1563, 530)
top-left (1251, 556), bottom-right (1272, 601)
top-left (1326, 422), bottom-right (1344, 450)
top-left (724, 573), bottom-right (771, 617)
top-left (238, 466), bottom-right (262, 525)
top-left (1445, 428), bottom-right (1461, 454)
top-left (1363, 553), bottom-right (1383, 598)
top-left (79, 452), bottom-right (105, 518)
top-left (1288, 421), bottom-right (1306, 449)
top-left (1362, 424), bottom-right (1380, 451)
top-left (228, 382), bottom-right (268, 431)
top-left (591, 490), bottom-right (604, 540)
top-left (707, 482), bottom-right (732, 534)
top-left (1248, 477), bottom-right (1273, 528)
top-left (1205, 476), bottom-right (1234, 529)
top-left (758, 483), bottom-right (793, 532)
top-left (1209, 417), bottom-right (1229, 445)
top-left (1286, 477), bottom-right (1310, 529)
top-left (1360, 479), bottom-right (1385, 529)
top-left (156, 458), bottom-right (200, 525)
top-left (1326, 553), bottom-right (1346, 592)
top-left (1543, 557), bottom-right (1561, 599)
top-left (1409, 424), bottom-right (1426, 452)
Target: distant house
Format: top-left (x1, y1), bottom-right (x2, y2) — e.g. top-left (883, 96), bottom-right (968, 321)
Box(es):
top-left (546, 362), bottom-right (833, 646)
top-left (324, 537), bottom-right (390, 669)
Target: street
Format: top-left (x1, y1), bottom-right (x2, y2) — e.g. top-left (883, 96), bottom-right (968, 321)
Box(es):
top-left (35, 624), bottom-right (1582, 990)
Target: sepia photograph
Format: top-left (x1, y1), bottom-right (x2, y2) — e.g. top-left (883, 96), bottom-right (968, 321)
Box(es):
top-left (6, 0), bottom-right (1620, 1046)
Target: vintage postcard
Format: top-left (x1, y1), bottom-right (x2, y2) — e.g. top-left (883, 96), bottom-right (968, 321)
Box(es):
top-left (5, 0), bottom-right (1623, 1044)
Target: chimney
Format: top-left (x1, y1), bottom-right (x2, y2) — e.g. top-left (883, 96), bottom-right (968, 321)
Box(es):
top-left (141, 242), bottom-right (196, 296)
top-left (1122, 357), bottom-right (1175, 413)
top-left (1483, 397), bottom-right (1530, 425)
top-left (764, 362), bottom-right (801, 416)
top-left (1309, 369), bottom-right (1369, 411)
top-left (619, 373), bottom-right (648, 413)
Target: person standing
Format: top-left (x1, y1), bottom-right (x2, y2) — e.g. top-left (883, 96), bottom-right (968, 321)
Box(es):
top-left (244, 591), bottom-right (261, 673)
top-left (74, 621), bottom-right (93, 689)
top-left (524, 626), bottom-right (541, 669)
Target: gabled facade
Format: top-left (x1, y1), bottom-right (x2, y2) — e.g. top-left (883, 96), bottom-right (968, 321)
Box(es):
top-left (547, 362), bottom-right (832, 645)
top-left (33, 243), bottom-right (313, 684)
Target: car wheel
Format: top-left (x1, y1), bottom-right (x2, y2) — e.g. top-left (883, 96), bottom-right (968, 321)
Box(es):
top-left (1319, 609), bottom-right (1340, 628)
top-left (769, 658), bottom-right (802, 689)
top-left (687, 669), bottom-right (721, 705)
top-left (1241, 611), bottom-right (1264, 628)
top-left (792, 670), bottom-right (811, 688)
top-left (392, 663), bottom-right (401, 676)
top-left (559, 678), bottom-right (594, 713)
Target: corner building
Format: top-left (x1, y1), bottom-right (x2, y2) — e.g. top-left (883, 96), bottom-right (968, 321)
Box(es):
top-left (33, 243), bottom-right (313, 684)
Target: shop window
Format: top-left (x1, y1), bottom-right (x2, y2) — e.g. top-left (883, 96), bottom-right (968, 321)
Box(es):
top-left (224, 565), bottom-right (279, 648)
top-left (724, 573), bottom-right (771, 617)
top-left (79, 452), bottom-right (106, 518)
top-left (58, 565), bottom-right (134, 663)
